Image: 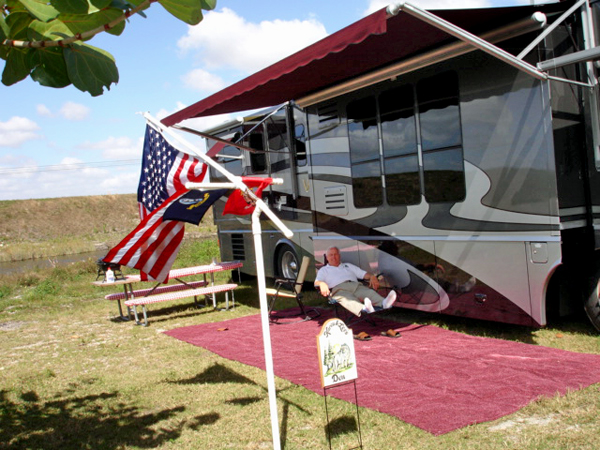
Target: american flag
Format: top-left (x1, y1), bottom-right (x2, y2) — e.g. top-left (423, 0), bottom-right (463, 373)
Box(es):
top-left (103, 191), bottom-right (188, 282)
top-left (138, 125), bottom-right (207, 219)
top-left (103, 125), bottom-right (209, 282)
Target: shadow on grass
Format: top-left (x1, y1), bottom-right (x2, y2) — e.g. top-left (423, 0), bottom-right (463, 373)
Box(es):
top-left (0, 389), bottom-right (217, 449)
top-left (324, 415), bottom-right (362, 449)
top-left (163, 362), bottom-right (314, 448)
top-left (169, 363), bottom-right (256, 386)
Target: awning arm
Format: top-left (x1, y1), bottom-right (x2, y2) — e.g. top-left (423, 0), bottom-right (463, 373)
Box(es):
top-left (516, 0), bottom-right (588, 60)
top-left (174, 103), bottom-right (289, 155)
top-left (391, 1), bottom-right (548, 81)
top-left (173, 125), bottom-right (261, 154)
top-left (297, 12), bottom-right (546, 108)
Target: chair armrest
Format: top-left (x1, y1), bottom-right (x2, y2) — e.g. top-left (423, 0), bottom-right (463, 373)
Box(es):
top-left (274, 278), bottom-right (295, 290)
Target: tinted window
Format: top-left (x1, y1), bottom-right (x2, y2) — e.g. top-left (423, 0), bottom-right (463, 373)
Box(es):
top-left (380, 85), bottom-right (420, 205)
top-left (417, 72), bottom-right (465, 203)
top-left (293, 106), bottom-right (307, 166)
top-left (248, 132), bottom-right (266, 173)
top-left (347, 97), bottom-right (382, 207)
top-left (418, 72), bottom-right (462, 151)
top-left (210, 144), bottom-right (242, 181)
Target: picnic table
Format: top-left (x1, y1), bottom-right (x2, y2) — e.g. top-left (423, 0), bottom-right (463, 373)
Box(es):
top-left (93, 261), bottom-right (243, 325)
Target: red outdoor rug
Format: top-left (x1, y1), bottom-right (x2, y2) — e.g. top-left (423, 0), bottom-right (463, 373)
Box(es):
top-left (164, 308), bottom-right (600, 435)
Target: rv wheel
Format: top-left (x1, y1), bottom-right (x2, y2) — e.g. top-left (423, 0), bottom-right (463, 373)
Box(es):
top-left (584, 266), bottom-right (600, 332)
top-left (276, 245), bottom-right (299, 280)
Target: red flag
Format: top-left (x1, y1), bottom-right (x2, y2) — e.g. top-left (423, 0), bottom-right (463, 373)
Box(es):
top-left (222, 177), bottom-right (272, 216)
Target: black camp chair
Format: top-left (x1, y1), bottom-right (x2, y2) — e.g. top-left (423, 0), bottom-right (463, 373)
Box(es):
top-left (267, 256), bottom-right (320, 323)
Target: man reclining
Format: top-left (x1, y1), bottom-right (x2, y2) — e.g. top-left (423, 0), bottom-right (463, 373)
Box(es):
top-left (315, 246), bottom-right (397, 317)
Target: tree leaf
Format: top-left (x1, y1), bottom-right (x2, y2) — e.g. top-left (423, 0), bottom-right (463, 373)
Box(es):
top-left (90, 0), bottom-right (113, 9)
top-left (20, 0), bottom-right (60, 22)
top-left (200, 0), bottom-right (216, 11)
top-left (159, 0), bottom-right (204, 25)
top-left (2, 47), bottom-right (33, 85)
top-left (51, 0), bottom-right (91, 15)
top-left (60, 9), bottom-right (126, 37)
top-left (30, 46), bottom-right (70, 87)
top-left (115, 0), bottom-right (149, 18)
top-left (28, 18), bottom-right (73, 42)
top-left (0, 16), bottom-right (8, 60)
top-left (6, 11), bottom-right (34, 40)
top-left (64, 43), bottom-right (118, 96)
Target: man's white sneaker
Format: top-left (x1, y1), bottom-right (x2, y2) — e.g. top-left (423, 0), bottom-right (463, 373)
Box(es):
top-left (383, 290), bottom-right (397, 309)
top-left (363, 297), bottom-right (375, 314)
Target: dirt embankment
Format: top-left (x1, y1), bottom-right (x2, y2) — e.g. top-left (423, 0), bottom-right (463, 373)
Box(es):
top-left (0, 194), bottom-right (215, 261)
top-left (0, 194), bottom-right (140, 243)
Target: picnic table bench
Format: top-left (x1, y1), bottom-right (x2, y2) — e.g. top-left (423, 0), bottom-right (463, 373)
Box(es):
top-left (125, 283), bottom-right (238, 326)
top-left (93, 261), bottom-right (243, 324)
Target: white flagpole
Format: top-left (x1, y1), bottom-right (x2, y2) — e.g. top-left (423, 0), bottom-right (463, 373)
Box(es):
top-left (143, 113), bottom-right (287, 449)
top-left (252, 205), bottom-right (281, 450)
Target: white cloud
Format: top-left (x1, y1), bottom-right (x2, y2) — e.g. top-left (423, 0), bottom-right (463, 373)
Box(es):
top-left (59, 101), bottom-right (91, 121)
top-left (36, 104), bottom-right (53, 117)
top-left (0, 116), bottom-right (42, 147)
top-left (177, 7), bottom-right (328, 74)
top-left (181, 68), bottom-right (227, 94)
top-left (78, 136), bottom-right (143, 160)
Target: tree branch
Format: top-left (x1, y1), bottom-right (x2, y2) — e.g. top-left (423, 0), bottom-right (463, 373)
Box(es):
top-left (2, 0), bottom-right (158, 49)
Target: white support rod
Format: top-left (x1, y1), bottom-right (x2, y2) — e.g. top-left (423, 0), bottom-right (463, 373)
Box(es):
top-left (398, 2), bottom-right (548, 80)
top-left (546, 74), bottom-right (593, 88)
top-left (186, 179), bottom-right (284, 190)
top-left (143, 113), bottom-right (293, 238)
top-left (252, 206), bottom-right (281, 450)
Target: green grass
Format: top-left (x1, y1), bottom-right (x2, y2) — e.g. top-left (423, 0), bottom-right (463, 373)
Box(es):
top-left (1, 238), bottom-right (600, 449)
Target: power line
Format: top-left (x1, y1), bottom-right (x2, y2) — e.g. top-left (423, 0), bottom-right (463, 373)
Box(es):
top-left (0, 159), bottom-right (140, 175)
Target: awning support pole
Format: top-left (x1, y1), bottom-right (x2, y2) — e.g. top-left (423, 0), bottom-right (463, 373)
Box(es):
top-left (516, 0), bottom-right (588, 60)
top-left (393, 2), bottom-right (548, 81)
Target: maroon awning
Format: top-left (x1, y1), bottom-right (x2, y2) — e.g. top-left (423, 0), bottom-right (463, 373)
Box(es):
top-left (162, 2), bottom-right (571, 127)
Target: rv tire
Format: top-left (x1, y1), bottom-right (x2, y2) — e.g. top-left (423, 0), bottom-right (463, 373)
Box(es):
top-left (276, 244), bottom-right (299, 280)
top-left (584, 263), bottom-right (600, 332)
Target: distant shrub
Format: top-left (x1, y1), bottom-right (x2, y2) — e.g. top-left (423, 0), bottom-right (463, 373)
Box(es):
top-left (16, 273), bottom-right (42, 287)
top-left (32, 279), bottom-right (60, 297)
top-left (0, 284), bottom-right (11, 299)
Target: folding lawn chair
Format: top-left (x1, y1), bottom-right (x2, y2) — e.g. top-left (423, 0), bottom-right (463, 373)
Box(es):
top-left (267, 256), bottom-right (320, 323)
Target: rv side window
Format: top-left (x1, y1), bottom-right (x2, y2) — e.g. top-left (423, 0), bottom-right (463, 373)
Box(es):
top-left (417, 71), bottom-right (466, 203)
top-left (347, 96), bottom-right (383, 208)
top-left (266, 114), bottom-right (288, 151)
top-left (293, 106), bottom-right (307, 166)
top-left (210, 143), bottom-right (243, 181)
top-left (248, 132), bottom-right (267, 173)
top-left (380, 84), bottom-right (420, 205)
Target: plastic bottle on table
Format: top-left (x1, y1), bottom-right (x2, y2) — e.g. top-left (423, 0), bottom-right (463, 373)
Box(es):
top-left (106, 267), bottom-right (115, 283)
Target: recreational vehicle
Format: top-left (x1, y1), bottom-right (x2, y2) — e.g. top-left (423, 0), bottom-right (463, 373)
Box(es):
top-left (163, 1), bottom-right (600, 331)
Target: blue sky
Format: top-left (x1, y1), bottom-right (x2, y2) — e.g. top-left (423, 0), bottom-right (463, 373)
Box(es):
top-left (0, 0), bottom-right (543, 200)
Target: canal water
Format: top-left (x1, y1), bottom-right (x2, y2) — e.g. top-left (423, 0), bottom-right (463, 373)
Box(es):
top-left (0, 249), bottom-right (107, 275)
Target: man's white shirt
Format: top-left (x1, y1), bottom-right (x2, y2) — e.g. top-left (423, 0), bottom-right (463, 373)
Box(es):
top-left (315, 263), bottom-right (366, 288)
